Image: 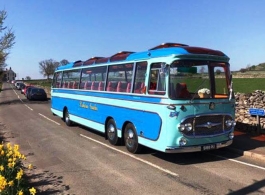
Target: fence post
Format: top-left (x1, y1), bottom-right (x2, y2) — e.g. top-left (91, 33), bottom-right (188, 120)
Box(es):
top-left (256, 115), bottom-right (261, 135)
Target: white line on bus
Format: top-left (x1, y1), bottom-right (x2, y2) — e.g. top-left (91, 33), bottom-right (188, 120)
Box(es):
top-left (38, 113), bottom-right (61, 126)
top-left (80, 133), bottom-right (179, 177)
top-left (209, 153), bottom-right (265, 171)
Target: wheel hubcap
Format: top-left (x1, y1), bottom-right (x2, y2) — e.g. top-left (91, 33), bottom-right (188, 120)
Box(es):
top-left (66, 112), bottom-right (70, 122)
top-left (108, 124), bottom-right (115, 139)
top-left (126, 129), bottom-right (134, 147)
top-left (128, 131), bottom-right (134, 139)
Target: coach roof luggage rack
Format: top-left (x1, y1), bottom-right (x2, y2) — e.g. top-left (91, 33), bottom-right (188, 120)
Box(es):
top-left (109, 51), bottom-right (135, 62)
top-left (82, 51), bottom-right (135, 65)
top-left (149, 42), bottom-right (225, 56)
top-left (83, 57), bottom-right (105, 65)
top-left (73, 42), bottom-right (226, 67)
top-left (94, 57), bottom-right (109, 64)
top-left (149, 43), bottom-right (189, 50)
top-left (73, 60), bottom-right (83, 67)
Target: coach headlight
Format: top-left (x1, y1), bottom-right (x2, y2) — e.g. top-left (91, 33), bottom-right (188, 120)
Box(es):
top-left (178, 124), bottom-right (185, 132)
top-left (185, 123), bottom-right (192, 131)
top-left (225, 120), bottom-right (232, 128)
top-left (179, 123), bottom-right (192, 132)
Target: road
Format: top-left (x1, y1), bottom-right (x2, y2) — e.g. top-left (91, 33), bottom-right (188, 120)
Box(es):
top-left (1, 82), bottom-right (265, 195)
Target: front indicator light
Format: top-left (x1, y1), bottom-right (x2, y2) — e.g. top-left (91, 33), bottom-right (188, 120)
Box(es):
top-left (179, 137), bottom-right (187, 146)
top-left (229, 132), bottom-right (234, 139)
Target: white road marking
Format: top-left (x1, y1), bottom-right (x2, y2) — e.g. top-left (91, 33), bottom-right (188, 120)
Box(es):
top-left (15, 93), bottom-right (34, 111)
top-left (24, 104), bottom-right (33, 111)
top-left (80, 134), bottom-right (179, 177)
top-left (11, 85), bottom-right (60, 125)
top-left (210, 153), bottom-right (265, 171)
top-left (38, 113), bottom-right (61, 125)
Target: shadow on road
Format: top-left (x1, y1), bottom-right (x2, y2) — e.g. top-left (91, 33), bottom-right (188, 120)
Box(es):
top-left (0, 98), bottom-right (50, 106)
top-left (26, 170), bottom-right (68, 194)
top-left (227, 178), bottom-right (265, 195)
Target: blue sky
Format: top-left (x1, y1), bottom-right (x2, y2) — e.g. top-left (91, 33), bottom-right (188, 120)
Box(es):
top-left (1, 0), bottom-right (265, 79)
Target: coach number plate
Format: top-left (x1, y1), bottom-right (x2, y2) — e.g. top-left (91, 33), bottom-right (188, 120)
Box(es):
top-left (202, 144), bottom-right (216, 151)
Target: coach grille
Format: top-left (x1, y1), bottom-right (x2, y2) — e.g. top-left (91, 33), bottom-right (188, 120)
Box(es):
top-left (179, 114), bottom-right (233, 137)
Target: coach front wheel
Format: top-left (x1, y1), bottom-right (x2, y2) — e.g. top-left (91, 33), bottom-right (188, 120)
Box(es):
top-left (64, 109), bottom-right (73, 126)
top-left (124, 123), bottom-right (142, 154)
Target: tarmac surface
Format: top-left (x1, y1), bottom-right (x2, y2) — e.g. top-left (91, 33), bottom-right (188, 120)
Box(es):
top-left (227, 129), bottom-right (265, 161)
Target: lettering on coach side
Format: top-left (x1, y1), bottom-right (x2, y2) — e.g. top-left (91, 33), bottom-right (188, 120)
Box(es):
top-left (79, 101), bottom-right (98, 111)
top-left (80, 101), bottom-right (89, 109)
top-left (90, 103), bottom-right (98, 111)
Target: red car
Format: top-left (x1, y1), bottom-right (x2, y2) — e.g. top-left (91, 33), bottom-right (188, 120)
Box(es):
top-left (21, 85), bottom-right (33, 95)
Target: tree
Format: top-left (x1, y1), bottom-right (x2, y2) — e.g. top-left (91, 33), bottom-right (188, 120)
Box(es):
top-left (25, 76), bottom-right (31, 80)
top-left (60, 59), bottom-right (69, 66)
top-left (39, 59), bottom-right (59, 79)
top-left (240, 68), bottom-right (247, 73)
top-left (0, 10), bottom-right (16, 71)
top-left (215, 69), bottom-right (221, 75)
top-left (246, 64), bottom-right (251, 71)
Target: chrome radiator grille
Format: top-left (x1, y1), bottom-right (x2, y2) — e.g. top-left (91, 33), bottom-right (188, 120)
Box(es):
top-left (180, 114), bottom-right (233, 137)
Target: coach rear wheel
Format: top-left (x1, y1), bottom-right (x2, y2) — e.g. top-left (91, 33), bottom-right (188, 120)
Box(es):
top-left (124, 123), bottom-right (142, 154)
top-left (107, 119), bottom-right (120, 145)
top-left (64, 109), bottom-right (72, 126)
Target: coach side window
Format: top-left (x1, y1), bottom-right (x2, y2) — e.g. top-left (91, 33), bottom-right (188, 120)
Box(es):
top-left (52, 72), bottom-right (62, 88)
top-left (213, 65), bottom-right (229, 98)
top-left (148, 63), bottom-right (166, 95)
top-left (91, 66), bottom-right (107, 91)
top-left (62, 69), bottom-right (81, 89)
top-left (107, 63), bottom-right (133, 92)
top-left (133, 61), bottom-right (147, 94)
top-left (80, 68), bottom-right (91, 89)
top-left (81, 66), bottom-right (107, 91)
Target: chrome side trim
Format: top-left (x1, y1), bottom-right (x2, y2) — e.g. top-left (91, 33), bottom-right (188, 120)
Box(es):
top-left (165, 139), bottom-right (233, 153)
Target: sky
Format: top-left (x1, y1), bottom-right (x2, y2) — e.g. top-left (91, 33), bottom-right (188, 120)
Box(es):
top-left (1, 0), bottom-right (265, 79)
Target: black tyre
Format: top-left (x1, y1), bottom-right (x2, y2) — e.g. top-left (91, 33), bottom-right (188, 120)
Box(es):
top-left (64, 109), bottom-right (72, 126)
top-left (107, 119), bottom-right (120, 145)
top-left (124, 123), bottom-right (142, 154)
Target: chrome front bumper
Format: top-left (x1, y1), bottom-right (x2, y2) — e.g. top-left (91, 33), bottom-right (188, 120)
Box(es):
top-left (165, 139), bottom-right (233, 153)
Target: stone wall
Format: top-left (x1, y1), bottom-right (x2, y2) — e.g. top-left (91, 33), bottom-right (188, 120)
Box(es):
top-left (235, 90), bottom-right (265, 132)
